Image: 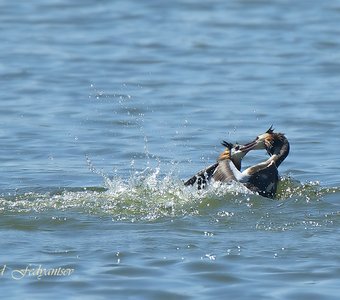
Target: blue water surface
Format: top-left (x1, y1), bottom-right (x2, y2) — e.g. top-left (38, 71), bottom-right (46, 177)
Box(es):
top-left (1, 0), bottom-right (340, 299)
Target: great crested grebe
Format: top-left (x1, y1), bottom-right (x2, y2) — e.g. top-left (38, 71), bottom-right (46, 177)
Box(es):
top-left (184, 126), bottom-right (289, 198)
top-left (184, 141), bottom-right (252, 189)
top-left (239, 126), bottom-right (290, 198)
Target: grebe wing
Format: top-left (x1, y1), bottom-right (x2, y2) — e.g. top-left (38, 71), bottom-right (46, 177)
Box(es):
top-left (212, 159), bottom-right (245, 182)
top-left (184, 163), bottom-right (218, 187)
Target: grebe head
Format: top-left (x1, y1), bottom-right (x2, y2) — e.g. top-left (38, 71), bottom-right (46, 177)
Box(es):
top-left (222, 141), bottom-right (251, 159)
top-left (219, 140), bottom-right (254, 170)
top-left (241, 126), bottom-right (289, 156)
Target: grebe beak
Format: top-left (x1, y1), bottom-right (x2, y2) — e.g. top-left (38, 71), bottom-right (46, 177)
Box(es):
top-left (239, 140), bottom-right (258, 152)
top-left (240, 138), bottom-right (266, 152)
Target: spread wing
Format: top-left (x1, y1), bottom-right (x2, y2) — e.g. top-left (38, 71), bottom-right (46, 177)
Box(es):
top-left (184, 163), bottom-right (218, 189)
top-left (185, 159), bottom-right (247, 189)
top-left (212, 159), bottom-right (242, 182)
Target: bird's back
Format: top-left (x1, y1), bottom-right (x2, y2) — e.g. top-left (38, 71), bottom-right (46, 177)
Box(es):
top-left (245, 161), bottom-right (279, 198)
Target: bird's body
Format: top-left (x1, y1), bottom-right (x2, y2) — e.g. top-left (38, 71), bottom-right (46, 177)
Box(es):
top-left (239, 127), bottom-right (290, 198)
top-left (184, 126), bottom-right (290, 198)
top-left (184, 142), bottom-right (249, 189)
top-left (243, 159), bottom-right (278, 198)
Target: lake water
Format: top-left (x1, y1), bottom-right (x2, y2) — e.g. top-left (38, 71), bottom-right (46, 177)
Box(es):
top-left (1, 0), bottom-right (340, 299)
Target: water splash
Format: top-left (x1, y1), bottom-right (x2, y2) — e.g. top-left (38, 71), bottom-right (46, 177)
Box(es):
top-left (0, 168), bottom-right (338, 223)
top-left (276, 176), bottom-right (326, 202)
top-left (0, 167), bottom-right (250, 220)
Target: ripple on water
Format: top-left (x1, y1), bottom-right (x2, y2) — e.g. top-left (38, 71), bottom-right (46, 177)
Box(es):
top-left (1, 170), bottom-right (339, 300)
top-left (0, 168), bottom-right (339, 225)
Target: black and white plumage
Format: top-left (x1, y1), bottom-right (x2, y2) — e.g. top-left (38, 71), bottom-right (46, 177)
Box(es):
top-left (184, 141), bottom-right (252, 190)
top-left (184, 126), bottom-right (290, 198)
top-left (239, 126), bottom-right (290, 198)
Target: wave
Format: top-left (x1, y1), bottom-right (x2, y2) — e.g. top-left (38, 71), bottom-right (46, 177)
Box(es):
top-left (1, 166), bottom-right (339, 223)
